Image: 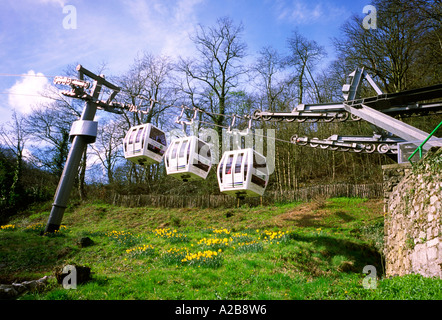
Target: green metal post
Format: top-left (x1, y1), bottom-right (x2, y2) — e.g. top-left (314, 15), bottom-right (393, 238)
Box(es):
top-left (408, 120), bottom-right (442, 165)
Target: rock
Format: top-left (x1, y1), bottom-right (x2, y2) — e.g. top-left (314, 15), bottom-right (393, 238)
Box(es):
top-left (55, 265), bottom-right (91, 285)
top-left (0, 276), bottom-right (49, 299)
top-left (0, 285), bottom-right (18, 299)
top-left (78, 236), bottom-right (94, 248)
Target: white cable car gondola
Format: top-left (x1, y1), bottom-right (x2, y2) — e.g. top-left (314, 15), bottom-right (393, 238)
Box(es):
top-left (123, 123), bottom-right (167, 165)
top-left (165, 136), bottom-right (212, 182)
top-left (217, 148), bottom-right (269, 198)
top-left (165, 107), bottom-right (212, 181)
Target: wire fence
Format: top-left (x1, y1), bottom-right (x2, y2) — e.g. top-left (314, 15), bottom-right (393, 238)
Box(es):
top-left (97, 183), bottom-right (383, 208)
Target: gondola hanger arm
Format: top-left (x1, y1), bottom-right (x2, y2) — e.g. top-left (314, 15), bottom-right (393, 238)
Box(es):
top-left (175, 107), bottom-right (198, 126)
top-left (227, 114), bottom-right (237, 133)
top-left (227, 114), bottom-right (252, 135)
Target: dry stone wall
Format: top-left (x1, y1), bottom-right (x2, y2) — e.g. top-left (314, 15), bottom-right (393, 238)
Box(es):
top-left (382, 163), bottom-right (413, 212)
top-left (383, 147), bottom-right (442, 278)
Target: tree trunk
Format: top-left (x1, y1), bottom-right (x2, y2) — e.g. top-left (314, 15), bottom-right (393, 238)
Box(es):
top-left (9, 149), bottom-right (22, 206)
top-left (298, 65), bottom-right (305, 104)
top-left (78, 149), bottom-right (87, 200)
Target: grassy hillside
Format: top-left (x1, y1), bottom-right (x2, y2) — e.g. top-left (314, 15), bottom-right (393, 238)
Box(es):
top-left (1, 197), bottom-right (441, 300)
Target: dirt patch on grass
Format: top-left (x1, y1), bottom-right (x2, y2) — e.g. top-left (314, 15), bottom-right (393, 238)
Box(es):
top-left (357, 199), bottom-right (384, 217)
top-left (276, 199), bottom-right (383, 228)
top-left (277, 202), bottom-right (329, 227)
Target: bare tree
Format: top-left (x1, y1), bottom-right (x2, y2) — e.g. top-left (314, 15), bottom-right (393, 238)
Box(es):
top-left (118, 52), bottom-right (175, 128)
top-left (252, 46), bottom-right (287, 112)
top-left (24, 101), bottom-right (77, 178)
top-left (177, 16), bottom-right (248, 141)
top-left (286, 30), bottom-right (327, 104)
top-left (334, 0), bottom-right (438, 92)
top-left (90, 117), bottom-right (124, 184)
top-left (116, 52), bottom-right (176, 186)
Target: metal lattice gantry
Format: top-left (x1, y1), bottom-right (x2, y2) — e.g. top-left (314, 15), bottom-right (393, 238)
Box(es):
top-left (254, 67), bottom-right (442, 157)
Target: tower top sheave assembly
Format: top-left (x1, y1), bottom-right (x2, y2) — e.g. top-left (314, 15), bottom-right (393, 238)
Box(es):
top-left (254, 67), bottom-right (442, 159)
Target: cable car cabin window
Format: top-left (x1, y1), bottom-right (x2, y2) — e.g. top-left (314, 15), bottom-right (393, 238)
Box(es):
top-left (187, 142), bottom-right (191, 162)
top-left (226, 154), bottom-right (234, 174)
top-left (129, 129), bottom-right (137, 144)
top-left (147, 126), bottom-right (166, 156)
top-left (171, 141), bottom-right (179, 159)
top-left (251, 174), bottom-right (266, 188)
top-left (253, 153), bottom-right (267, 169)
top-left (149, 126), bottom-right (167, 145)
top-left (179, 140), bottom-right (188, 158)
top-left (235, 153), bottom-right (243, 173)
top-left (194, 161), bottom-right (210, 172)
top-left (193, 140), bottom-right (211, 172)
top-left (135, 126), bottom-right (144, 143)
top-left (197, 140), bottom-right (211, 159)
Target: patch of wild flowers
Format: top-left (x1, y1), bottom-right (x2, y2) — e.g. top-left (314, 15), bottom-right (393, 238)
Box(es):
top-left (230, 232), bottom-right (253, 244)
top-left (259, 230), bottom-right (290, 244)
top-left (153, 228), bottom-right (189, 243)
top-left (100, 226), bottom-right (293, 268)
top-left (211, 228), bottom-right (231, 237)
top-left (181, 250), bottom-right (223, 268)
top-left (197, 237), bottom-right (231, 251)
top-left (105, 230), bottom-right (139, 247)
top-left (162, 247), bottom-right (189, 265)
top-left (233, 241), bottom-right (264, 254)
top-left (21, 223), bottom-right (67, 236)
top-left (23, 222), bottom-right (45, 233)
top-left (0, 224), bottom-right (16, 231)
top-left (43, 225), bottom-right (68, 237)
top-left (126, 244), bottom-right (156, 258)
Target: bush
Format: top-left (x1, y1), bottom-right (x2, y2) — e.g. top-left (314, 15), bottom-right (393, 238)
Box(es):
top-left (358, 220), bottom-right (384, 253)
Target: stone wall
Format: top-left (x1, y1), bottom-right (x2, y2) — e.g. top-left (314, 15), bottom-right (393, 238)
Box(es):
top-left (383, 147), bottom-right (442, 278)
top-left (382, 162), bottom-right (413, 213)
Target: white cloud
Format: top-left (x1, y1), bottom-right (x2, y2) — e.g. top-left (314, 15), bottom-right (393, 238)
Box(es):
top-left (7, 71), bottom-right (55, 114)
top-left (274, 0), bottom-right (347, 25)
top-left (22, 147), bottom-right (33, 161)
top-left (35, 0), bottom-right (67, 7)
top-left (123, 0), bottom-right (205, 58)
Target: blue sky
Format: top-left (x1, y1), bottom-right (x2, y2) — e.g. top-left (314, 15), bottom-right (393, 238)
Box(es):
top-left (0, 0), bottom-right (371, 123)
